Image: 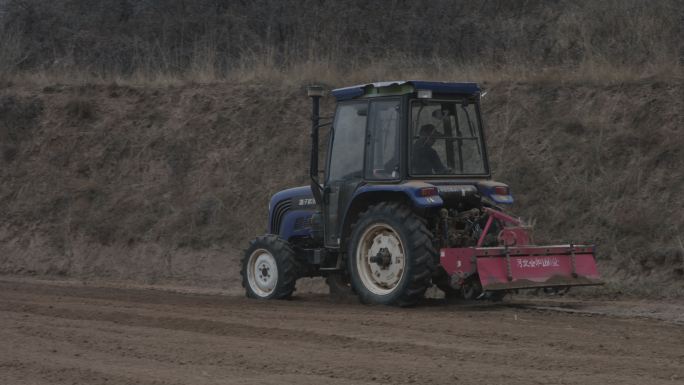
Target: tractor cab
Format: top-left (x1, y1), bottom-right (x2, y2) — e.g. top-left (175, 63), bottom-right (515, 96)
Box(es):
top-left (241, 81), bottom-right (601, 306)
top-left (330, 81), bottom-right (488, 179)
top-left (311, 81), bottom-right (506, 250)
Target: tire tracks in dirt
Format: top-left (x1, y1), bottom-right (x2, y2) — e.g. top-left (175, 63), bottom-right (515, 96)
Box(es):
top-left (0, 279), bottom-right (682, 385)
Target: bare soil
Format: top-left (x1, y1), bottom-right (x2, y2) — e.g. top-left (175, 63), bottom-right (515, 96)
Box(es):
top-left (1, 278), bottom-right (682, 385)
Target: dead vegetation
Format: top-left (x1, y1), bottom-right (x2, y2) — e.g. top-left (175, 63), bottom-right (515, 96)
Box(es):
top-left (0, 0), bottom-right (681, 84)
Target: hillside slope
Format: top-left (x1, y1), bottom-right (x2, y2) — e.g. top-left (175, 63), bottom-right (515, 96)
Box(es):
top-left (0, 80), bottom-right (682, 295)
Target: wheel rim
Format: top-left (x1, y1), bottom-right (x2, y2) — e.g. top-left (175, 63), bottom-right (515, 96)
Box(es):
top-left (356, 223), bottom-right (406, 295)
top-left (247, 248), bottom-right (278, 297)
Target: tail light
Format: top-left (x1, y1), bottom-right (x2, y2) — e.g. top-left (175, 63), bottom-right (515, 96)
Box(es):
top-left (494, 186), bottom-right (510, 195)
top-left (418, 187), bottom-right (439, 197)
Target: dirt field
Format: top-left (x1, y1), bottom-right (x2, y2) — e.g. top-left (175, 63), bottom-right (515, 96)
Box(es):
top-left (1, 279), bottom-right (682, 385)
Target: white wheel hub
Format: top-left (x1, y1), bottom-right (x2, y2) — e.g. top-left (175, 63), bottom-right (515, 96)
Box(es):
top-left (356, 223), bottom-right (406, 295)
top-left (247, 249), bottom-right (278, 297)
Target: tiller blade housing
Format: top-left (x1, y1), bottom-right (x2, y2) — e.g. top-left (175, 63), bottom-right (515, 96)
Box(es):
top-left (440, 245), bottom-right (601, 291)
top-left (439, 208), bottom-right (602, 292)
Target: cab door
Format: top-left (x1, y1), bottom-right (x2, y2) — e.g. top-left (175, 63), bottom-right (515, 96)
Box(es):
top-left (323, 101), bottom-right (368, 248)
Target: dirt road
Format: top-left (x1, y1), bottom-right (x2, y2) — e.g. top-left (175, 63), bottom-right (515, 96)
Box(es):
top-left (0, 279), bottom-right (682, 385)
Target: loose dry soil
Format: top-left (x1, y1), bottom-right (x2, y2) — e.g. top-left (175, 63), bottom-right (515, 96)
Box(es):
top-left (0, 278), bottom-right (682, 385)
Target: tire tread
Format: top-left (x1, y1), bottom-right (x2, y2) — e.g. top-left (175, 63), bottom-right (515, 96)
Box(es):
top-left (348, 202), bottom-right (436, 306)
top-left (241, 234), bottom-right (300, 300)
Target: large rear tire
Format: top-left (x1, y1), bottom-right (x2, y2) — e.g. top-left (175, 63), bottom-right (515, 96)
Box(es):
top-left (241, 235), bottom-right (299, 300)
top-left (347, 202), bottom-right (436, 306)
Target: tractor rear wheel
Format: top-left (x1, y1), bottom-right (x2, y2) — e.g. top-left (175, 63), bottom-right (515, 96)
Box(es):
top-left (348, 202), bottom-right (436, 306)
top-left (241, 235), bottom-right (299, 300)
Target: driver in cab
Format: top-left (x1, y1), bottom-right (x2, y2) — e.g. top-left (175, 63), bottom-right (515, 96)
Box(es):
top-left (412, 124), bottom-right (448, 174)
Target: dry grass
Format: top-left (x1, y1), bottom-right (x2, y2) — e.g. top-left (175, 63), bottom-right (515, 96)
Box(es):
top-left (0, 0), bottom-right (680, 87)
top-left (3, 56), bottom-right (681, 90)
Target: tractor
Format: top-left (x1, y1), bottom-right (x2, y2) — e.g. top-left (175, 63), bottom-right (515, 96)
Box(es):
top-left (241, 81), bottom-right (602, 306)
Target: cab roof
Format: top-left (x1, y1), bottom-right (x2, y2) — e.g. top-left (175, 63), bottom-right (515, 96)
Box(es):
top-left (330, 80), bottom-right (480, 101)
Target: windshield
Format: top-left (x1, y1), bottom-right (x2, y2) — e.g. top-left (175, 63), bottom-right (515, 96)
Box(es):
top-left (410, 100), bottom-right (487, 176)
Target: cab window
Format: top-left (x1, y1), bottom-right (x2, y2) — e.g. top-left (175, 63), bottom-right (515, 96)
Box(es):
top-left (365, 99), bottom-right (400, 179)
top-left (327, 102), bottom-right (368, 181)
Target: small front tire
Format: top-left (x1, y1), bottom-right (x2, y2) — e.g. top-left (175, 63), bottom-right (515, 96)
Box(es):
top-left (241, 235), bottom-right (299, 300)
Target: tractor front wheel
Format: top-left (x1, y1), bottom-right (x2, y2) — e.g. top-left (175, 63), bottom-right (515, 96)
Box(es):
top-left (241, 235), bottom-right (299, 300)
top-left (348, 203), bottom-right (436, 306)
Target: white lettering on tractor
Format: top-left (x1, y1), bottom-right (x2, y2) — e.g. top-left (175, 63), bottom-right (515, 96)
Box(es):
top-left (298, 198), bottom-right (315, 206)
top-left (516, 257), bottom-right (560, 269)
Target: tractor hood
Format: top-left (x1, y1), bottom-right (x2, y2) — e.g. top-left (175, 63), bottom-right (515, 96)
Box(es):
top-left (268, 186), bottom-right (317, 236)
top-left (269, 186), bottom-right (314, 212)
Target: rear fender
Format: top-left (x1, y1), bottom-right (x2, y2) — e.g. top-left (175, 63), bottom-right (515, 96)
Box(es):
top-left (338, 182), bottom-right (443, 251)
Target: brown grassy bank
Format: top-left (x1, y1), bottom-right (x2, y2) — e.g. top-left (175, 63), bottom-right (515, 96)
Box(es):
top-left (0, 79), bottom-right (682, 296)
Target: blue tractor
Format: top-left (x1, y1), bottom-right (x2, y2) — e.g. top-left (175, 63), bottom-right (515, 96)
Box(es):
top-left (241, 81), bottom-right (601, 306)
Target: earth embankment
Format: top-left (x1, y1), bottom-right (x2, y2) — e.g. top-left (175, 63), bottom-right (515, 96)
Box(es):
top-left (0, 80), bottom-right (682, 295)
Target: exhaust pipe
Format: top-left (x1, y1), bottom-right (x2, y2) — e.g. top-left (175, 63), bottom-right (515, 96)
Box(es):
top-left (307, 85), bottom-right (325, 205)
